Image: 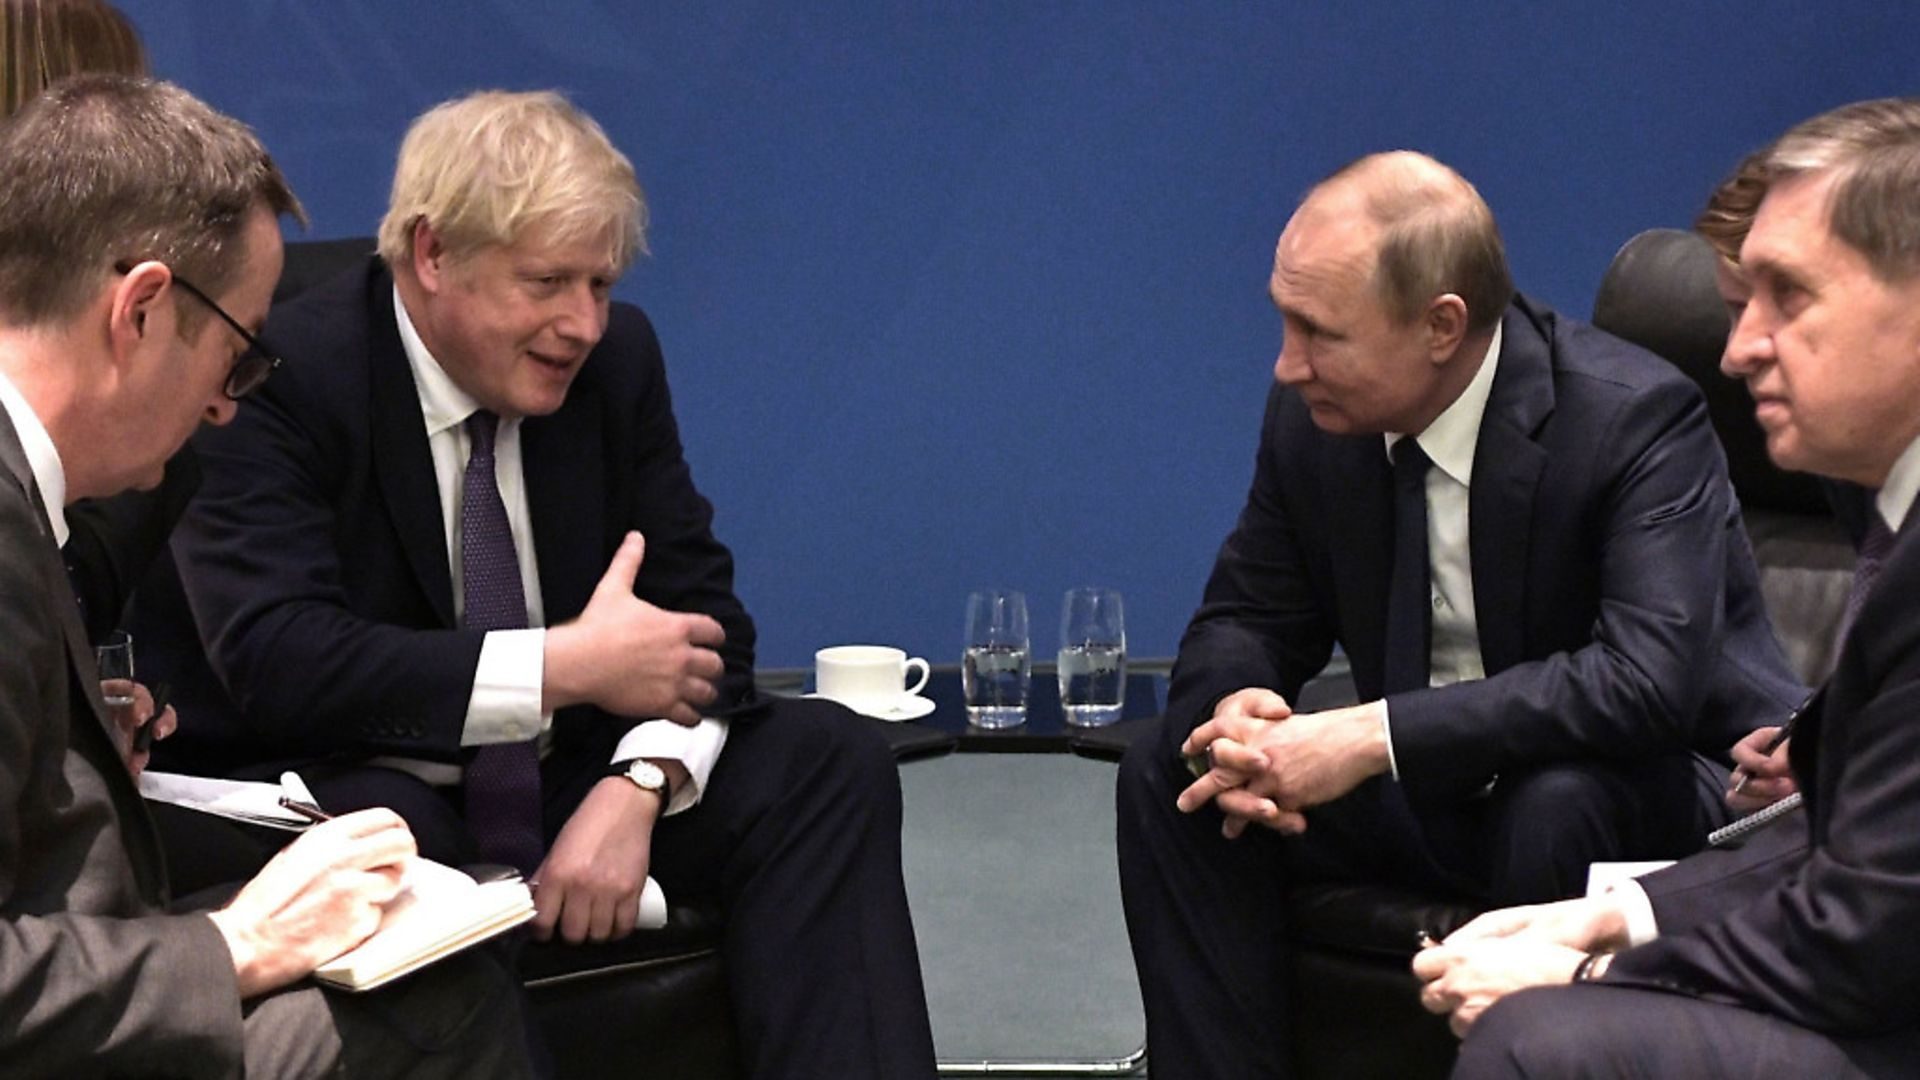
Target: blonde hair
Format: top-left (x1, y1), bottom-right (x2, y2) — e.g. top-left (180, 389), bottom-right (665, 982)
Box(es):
top-left (1, 0), bottom-right (146, 117)
top-left (377, 90), bottom-right (646, 273)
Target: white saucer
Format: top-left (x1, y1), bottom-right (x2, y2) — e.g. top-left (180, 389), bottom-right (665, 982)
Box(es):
top-left (804, 692), bottom-right (937, 722)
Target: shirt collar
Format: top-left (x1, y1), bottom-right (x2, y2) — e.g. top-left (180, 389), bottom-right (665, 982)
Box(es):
top-left (393, 283), bottom-right (487, 437)
top-left (1877, 431), bottom-right (1920, 534)
top-left (0, 368), bottom-right (69, 545)
top-left (1384, 320), bottom-right (1502, 486)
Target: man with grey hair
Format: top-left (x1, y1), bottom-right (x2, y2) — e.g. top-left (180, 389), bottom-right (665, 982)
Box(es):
top-left (1416, 96), bottom-right (1920, 1078)
top-left (0, 73), bottom-right (530, 1078)
top-left (163, 88), bottom-right (936, 1077)
top-left (1117, 150), bottom-right (1801, 1077)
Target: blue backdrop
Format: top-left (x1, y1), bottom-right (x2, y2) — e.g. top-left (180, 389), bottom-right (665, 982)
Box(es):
top-left (118, 1), bottom-right (1919, 668)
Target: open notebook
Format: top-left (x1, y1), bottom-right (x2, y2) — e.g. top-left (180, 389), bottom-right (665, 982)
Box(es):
top-left (313, 859), bottom-right (670, 992)
top-left (315, 858), bottom-right (535, 991)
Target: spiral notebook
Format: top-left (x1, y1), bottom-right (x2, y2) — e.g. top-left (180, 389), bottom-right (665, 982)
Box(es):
top-left (1707, 792), bottom-right (1805, 848)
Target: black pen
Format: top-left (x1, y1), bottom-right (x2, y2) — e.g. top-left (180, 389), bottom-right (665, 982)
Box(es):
top-left (132, 681), bottom-right (170, 754)
top-left (277, 794), bottom-right (335, 824)
top-left (1731, 694), bottom-right (1811, 794)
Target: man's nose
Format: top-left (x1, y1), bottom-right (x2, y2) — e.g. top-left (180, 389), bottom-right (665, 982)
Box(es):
top-left (1721, 303), bottom-right (1772, 378)
top-left (1273, 338), bottom-right (1308, 385)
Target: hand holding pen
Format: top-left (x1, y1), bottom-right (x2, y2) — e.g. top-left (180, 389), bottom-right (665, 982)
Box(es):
top-left (1725, 696), bottom-right (1808, 813)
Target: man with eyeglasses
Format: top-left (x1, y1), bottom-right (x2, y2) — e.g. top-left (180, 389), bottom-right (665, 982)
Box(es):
top-left (0, 74), bottom-right (533, 1077)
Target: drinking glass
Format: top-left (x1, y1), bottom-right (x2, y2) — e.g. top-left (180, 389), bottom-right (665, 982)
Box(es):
top-left (1058, 587), bottom-right (1126, 726)
top-left (962, 589), bottom-right (1030, 728)
top-left (95, 629), bottom-right (136, 713)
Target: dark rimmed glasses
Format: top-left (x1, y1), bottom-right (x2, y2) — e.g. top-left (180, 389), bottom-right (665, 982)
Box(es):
top-left (113, 260), bottom-right (281, 400)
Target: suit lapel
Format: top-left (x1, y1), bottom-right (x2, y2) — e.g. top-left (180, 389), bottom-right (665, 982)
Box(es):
top-left (366, 279), bottom-right (458, 628)
top-left (0, 410), bottom-right (166, 901)
top-left (523, 389), bottom-right (605, 624)
top-left (1469, 302), bottom-right (1554, 675)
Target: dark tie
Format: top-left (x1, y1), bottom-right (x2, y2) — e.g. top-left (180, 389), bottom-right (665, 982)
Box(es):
top-left (460, 411), bottom-right (544, 875)
top-left (1834, 511), bottom-right (1896, 650)
top-left (1383, 440), bottom-right (1434, 694)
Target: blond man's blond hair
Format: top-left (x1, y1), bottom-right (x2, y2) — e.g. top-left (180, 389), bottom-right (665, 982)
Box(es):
top-left (377, 90), bottom-right (646, 273)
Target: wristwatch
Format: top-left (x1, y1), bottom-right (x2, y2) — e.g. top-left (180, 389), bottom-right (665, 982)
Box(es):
top-left (608, 758), bottom-right (672, 805)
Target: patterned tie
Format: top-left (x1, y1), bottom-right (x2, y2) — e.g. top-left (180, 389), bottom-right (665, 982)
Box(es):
top-left (1383, 440), bottom-right (1434, 694)
top-left (1834, 511), bottom-right (1896, 651)
top-left (459, 411), bottom-right (544, 875)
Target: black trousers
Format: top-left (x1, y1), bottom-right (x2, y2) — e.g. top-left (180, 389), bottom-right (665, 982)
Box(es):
top-left (1455, 982), bottom-right (1920, 1079)
top-left (1114, 714), bottom-right (1729, 1080)
top-left (299, 697), bottom-right (938, 1080)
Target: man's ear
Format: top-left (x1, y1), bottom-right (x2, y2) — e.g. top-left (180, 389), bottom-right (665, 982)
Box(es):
top-left (106, 261), bottom-right (174, 362)
top-left (1425, 293), bottom-right (1469, 363)
top-left (412, 219), bottom-right (450, 293)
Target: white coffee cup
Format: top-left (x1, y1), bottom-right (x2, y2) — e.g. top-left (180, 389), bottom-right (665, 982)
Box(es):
top-left (814, 645), bottom-right (931, 711)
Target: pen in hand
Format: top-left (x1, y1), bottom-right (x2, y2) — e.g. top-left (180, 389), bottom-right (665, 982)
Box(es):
top-left (1730, 702), bottom-right (1804, 795)
top-left (132, 681), bottom-right (170, 755)
top-left (277, 794), bottom-right (335, 824)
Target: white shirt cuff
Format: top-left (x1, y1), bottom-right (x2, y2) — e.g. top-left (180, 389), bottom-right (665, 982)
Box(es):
top-left (460, 628), bottom-right (551, 745)
top-left (1379, 699), bottom-right (1401, 781)
top-left (614, 717), bottom-right (729, 815)
top-left (1608, 879), bottom-right (1661, 947)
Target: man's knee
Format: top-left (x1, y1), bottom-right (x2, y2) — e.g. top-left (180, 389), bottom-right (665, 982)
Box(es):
top-left (767, 697), bottom-right (901, 809)
top-left (1454, 985), bottom-right (1601, 1079)
top-left (1116, 716), bottom-right (1182, 817)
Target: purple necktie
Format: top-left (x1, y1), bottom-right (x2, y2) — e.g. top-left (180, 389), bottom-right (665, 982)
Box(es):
top-left (460, 411), bottom-right (544, 875)
top-left (1834, 512), bottom-right (1897, 651)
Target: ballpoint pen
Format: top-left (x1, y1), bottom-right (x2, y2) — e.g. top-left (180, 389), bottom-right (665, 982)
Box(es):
top-left (277, 795), bottom-right (335, 824)
top-left (1730, 693), bottom-right (1812, 794)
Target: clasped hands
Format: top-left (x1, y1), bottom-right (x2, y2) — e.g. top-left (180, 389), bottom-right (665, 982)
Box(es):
top-left (1176, 687), bottom-right (1391, 838)
top-left (1411, 896), bottom-right (1630, 1036)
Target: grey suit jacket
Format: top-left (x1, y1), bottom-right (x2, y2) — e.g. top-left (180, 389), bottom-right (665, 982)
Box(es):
top-left (0, 409), bottom-right (244, 1075)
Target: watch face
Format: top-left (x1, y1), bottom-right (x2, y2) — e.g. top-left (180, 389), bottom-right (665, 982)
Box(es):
top-left (628, 761), bottom-right (666, 791)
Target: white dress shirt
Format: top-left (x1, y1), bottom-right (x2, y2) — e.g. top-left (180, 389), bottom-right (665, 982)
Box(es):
top-left (391, 287), bottom-right (725, 813)
top-left (1377, 323), bottom-right (1502, 777)
top-left (1611, 430), bottom-right (1920, 946)
top-left (0, 369), bottom-right (68, 542)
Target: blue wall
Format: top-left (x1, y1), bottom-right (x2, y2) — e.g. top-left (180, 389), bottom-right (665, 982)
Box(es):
top-left (118, 1), bottom-right (1919, 667)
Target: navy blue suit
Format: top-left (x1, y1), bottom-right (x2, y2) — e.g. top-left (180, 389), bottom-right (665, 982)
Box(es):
top-left (1457, 504), bottom-right (1920, 1077)
top-left (1116, 296), bottom-right (1804, 1078)
top-left (164, 258), bottom-right (936, 1079)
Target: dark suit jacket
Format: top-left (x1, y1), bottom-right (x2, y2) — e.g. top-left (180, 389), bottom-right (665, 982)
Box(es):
top-left (1167, 295), bottom-right (1803, 805)
top-left (1607, 503), bottom-right (1920, 1039)
top-left (168, 258), bottom-right (756, 774)
top-left (63, 446), bottom-right (200, 645)
top-left (0, 410), bottom-right (244, 1074)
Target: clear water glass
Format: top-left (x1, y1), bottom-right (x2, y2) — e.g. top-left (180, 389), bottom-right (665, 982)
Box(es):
top-left (1058, 587), bottom-right (1125, 726)
top-left (963, 589), bottom-right (1030, 728)
top-left (95, 629), bottom-right (136, 712)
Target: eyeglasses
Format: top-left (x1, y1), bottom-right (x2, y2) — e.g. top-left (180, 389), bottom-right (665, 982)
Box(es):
top-left (113, 260), bottom-right (281, 400)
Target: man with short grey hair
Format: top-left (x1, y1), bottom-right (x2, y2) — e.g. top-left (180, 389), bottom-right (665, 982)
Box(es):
top-left (1416, 96), bottom-right (1920, 1077)
top-left (0, 73), bottom-right (530, 1078)
top-left (1118, 150), bottom-right (1801, 1077)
